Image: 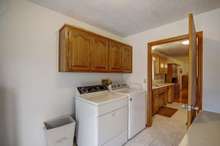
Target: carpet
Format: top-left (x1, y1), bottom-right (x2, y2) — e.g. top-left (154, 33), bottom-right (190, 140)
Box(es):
top-left (157, 106), bottom-right (178, 117)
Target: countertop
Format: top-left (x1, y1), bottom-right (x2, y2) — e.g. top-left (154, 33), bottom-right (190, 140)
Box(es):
top-left (179, 111), bottom-right (220, 146)
top-left (152, 83), bottom-right (175, 90)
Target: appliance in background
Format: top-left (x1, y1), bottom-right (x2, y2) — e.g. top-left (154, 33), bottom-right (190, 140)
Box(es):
top-left (75, 85), bottom-right (128, 146)
top-left (111, 83), bottom-right (146, 139)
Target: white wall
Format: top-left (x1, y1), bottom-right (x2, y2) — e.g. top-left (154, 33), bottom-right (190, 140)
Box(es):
top-left (0, 0), bottom-right (126, 146)
top-left (124, 8), bottom-right (220, 113)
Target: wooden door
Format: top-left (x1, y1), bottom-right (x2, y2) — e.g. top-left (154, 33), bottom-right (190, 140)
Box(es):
top-left (187, 13), bottom-right (199, 126)
top-left (109, 41), bottom-right (122, 72)
top-left (91, 35), bottom-right (109, 72)
top-left (68, 28), bottom-right (92, 71)
top-left (121, 45), bottom-right (132, 72)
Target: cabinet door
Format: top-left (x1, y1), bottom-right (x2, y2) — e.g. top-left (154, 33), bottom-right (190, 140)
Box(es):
top-left (153, 94), bottom-right (160, 114)
top-left (91, 35), bottom-right (109, 72)
top-left (68, 28), bottom-right (92, 71)
top-left (152, 90), bottom-right (159, 114)
top-left (168, 85), bottom-right (174, 103)
top-left (121, 45), bottom-right (132, 73)
top-left (109, 41), bottom-right (122, 72)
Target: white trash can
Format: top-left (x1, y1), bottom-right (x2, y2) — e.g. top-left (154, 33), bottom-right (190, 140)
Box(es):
top-left (44, 116), bottom-right (75, 146)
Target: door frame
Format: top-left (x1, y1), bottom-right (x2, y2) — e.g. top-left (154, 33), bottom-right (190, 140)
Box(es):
top-left (147, 32), bottom-right (203, 126)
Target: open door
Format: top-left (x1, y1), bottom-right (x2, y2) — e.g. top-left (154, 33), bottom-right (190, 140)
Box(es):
top-left (187, 13), bottom-right (199, 127)
top-left (146, 13), bottom-right (203, 127)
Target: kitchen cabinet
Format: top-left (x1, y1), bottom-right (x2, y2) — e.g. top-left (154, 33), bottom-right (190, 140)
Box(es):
top-left (121, 45), bottom-right (132, 73)
top-left (109, 41), bottom-right (122, 72)
top-left (59, 25), bottom-right (132, 73)
top-left (152, 93), bottom-right (160, 115)
top-left (173, 84), bottom-right (180, 99)
top-left (59, 26), bottom-right (92, 71)
top-left (167, 85), bottom-right (174, 103)
top-left (91, 35), bottom-right (109, 72)
top-left (68, 27), bottom-right (92, 71)
top-left (152, 86), bottom-right (168, 115)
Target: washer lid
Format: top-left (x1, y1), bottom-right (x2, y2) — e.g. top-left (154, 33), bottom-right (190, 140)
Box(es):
top-left (77, 92), bottom-right (128, 105)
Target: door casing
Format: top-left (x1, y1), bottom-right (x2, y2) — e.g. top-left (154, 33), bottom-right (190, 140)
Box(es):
top-left (146, 32), bottom-right (203, 127)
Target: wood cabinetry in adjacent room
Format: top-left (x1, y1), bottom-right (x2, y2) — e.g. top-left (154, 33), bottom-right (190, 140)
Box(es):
top-left (167, 85), bottom-right (174, 103)
top-left (152, 93), bottom-right (160, 115)
top-left (152, 86), bottom-right (168, 115)
top-left (59, 25), bottom-right (132, 73)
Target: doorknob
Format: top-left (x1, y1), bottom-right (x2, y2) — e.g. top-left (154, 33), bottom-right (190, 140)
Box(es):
top-left (182, 104), bottom-right (199, 111)
top-left (181, 104), bottom-right (188, 109)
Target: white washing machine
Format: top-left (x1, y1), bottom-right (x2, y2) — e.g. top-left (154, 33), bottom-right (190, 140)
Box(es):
top-left (112, 84), bottom-right (146, 139)
top-left (75, 85), bottom-right (128, 146)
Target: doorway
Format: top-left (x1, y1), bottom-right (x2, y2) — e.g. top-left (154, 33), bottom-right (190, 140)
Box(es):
top-left (147, 32), bottom-right (203, 127)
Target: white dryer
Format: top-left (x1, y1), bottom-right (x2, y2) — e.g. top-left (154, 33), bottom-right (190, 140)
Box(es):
top-left (112, 84), bottom-right (146, 139)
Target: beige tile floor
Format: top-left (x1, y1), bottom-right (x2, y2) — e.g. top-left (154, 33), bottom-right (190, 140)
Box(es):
top-left (124, 102), bottom-right (187, 146)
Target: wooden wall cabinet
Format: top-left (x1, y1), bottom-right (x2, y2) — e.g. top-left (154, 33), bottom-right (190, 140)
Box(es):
top-left (68, 27), bottom-right (92, 71)
top-left (59, 25), bottom-right (132, 73)
top-left (59, 26), bottom-right (92, 72)
top-left (91, 35), bottom-right (109, 72)
top-left (109, 41), bottom-right (122, 72)
top-left (121, 45), bottom-right (132, 73)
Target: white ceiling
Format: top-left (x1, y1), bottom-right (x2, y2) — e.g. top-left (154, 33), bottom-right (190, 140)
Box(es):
top-left (30, 0), bottom-right (220, 37)
top-left (152, 40), bottom-right (188, 57)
